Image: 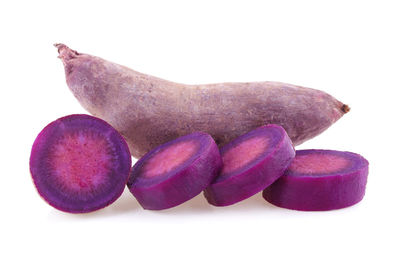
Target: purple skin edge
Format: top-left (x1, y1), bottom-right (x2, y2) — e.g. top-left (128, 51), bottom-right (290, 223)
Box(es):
top-left (127, 132), bottom-right (222, 210)
top-left (29, 114), bottom-right (132, 214)
top-left (262, 149), bottom-right (369, 211)
top-left (203, 124), bottom-right (295, 206)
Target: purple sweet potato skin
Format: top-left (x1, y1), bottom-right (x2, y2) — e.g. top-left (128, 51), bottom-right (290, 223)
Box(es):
top-left (56, 44), bottom-right (349, 158)
top-left (263, 150), bottom-right (369, 211)
top-left (204, 124), bottom-right (295, 206)
top-left (29, 114), bottom-right (132, 213)
top-left (127, 132), bottom-right (222, 210)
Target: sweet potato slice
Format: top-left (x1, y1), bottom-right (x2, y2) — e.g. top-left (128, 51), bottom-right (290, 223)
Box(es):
top-left (204, 124), bottom-right (295, 206)
top-left (263, 149), bottom-right (369, 211)
top-left (29, 114), bottom-right (132, 213)
top-left (127, 132), bottom-right (222, 210)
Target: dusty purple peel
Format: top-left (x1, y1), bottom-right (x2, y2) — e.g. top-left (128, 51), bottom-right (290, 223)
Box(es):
top-left (30, 114), bottom-right (131, 213)
top-left (127, 132), bottom-right (222, 210)
top-left (263, 149), bottom-right (369, 211)
top-left (55, 44), bottom-right (349, 158)
top-left (204, 124), bottom-right (295, 206)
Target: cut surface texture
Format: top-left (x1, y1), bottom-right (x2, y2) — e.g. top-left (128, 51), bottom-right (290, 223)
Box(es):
top-left (263, 149), bottom-right (369, 211)
top-left (204, 124), bottom-right (295, 206)
top-left (142, 141), bottom-right (197, 178)
top-left (127, 132), bottom-right (222, 210)
top-left (29, 114), bottom-right (132, 213)
top-left (221, 136), bottom-right (269, 175)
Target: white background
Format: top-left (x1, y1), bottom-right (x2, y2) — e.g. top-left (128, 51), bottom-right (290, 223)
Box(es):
top-left (1, 0), bottom-right (399, 257)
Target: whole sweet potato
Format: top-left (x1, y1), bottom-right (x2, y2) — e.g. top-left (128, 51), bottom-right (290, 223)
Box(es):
top-left (56, 44), bottom-right (349, 158)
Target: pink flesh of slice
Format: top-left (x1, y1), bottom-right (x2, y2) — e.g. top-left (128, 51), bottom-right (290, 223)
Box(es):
top-left (51, 131), bottom-right (112, 192)
top-left (289, 153), bottom-right (350, 175)
top-left (221, 136), bottom-right (269, 175)
top-left (142, 141), bottom-right (198, 178)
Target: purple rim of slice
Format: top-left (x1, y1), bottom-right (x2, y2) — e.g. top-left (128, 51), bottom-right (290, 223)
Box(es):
top-left (29, 114), bottom-right (132, 213)
top-left (263, 149), bottom-right (369, 211)
top-left (203, 124), bottom-right (295, 206)
top-left (127, 132), bottom-right (222, 210)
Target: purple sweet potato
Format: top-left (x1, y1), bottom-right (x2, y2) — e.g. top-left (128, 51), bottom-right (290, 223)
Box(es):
top-left (263, 149), bottom-right (369, 211)
top-left (204, 124), bottom-right (295, 206)
top-left (55, 44), bottom-right (349, 158)
top-left (127, 132), bottom-right (222, 210)
top-left (29, 114), bottom-right (132, 213)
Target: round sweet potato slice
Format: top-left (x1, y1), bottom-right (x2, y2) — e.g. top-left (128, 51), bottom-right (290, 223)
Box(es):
top-left (263, 149), bottom-right (369, 211)
top-left (29, 114), bottom-right (132, 213)
top-left (127, 132), bottom-right (222, 210)
top-left (204, 124), bottom-right (295, 206)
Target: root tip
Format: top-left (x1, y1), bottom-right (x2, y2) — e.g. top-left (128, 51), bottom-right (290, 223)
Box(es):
top-left (54, 43), bottom-right (79, 60)
top-left (341, 104), bottom-right (350, 113)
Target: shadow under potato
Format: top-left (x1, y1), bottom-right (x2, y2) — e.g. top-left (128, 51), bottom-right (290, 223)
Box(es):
top-left (47, 190), bottom-right (278, 219)
top-left (109, 189), bottom-right (141, 213)
top-left (108, 190), bottom-right (279, 215)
